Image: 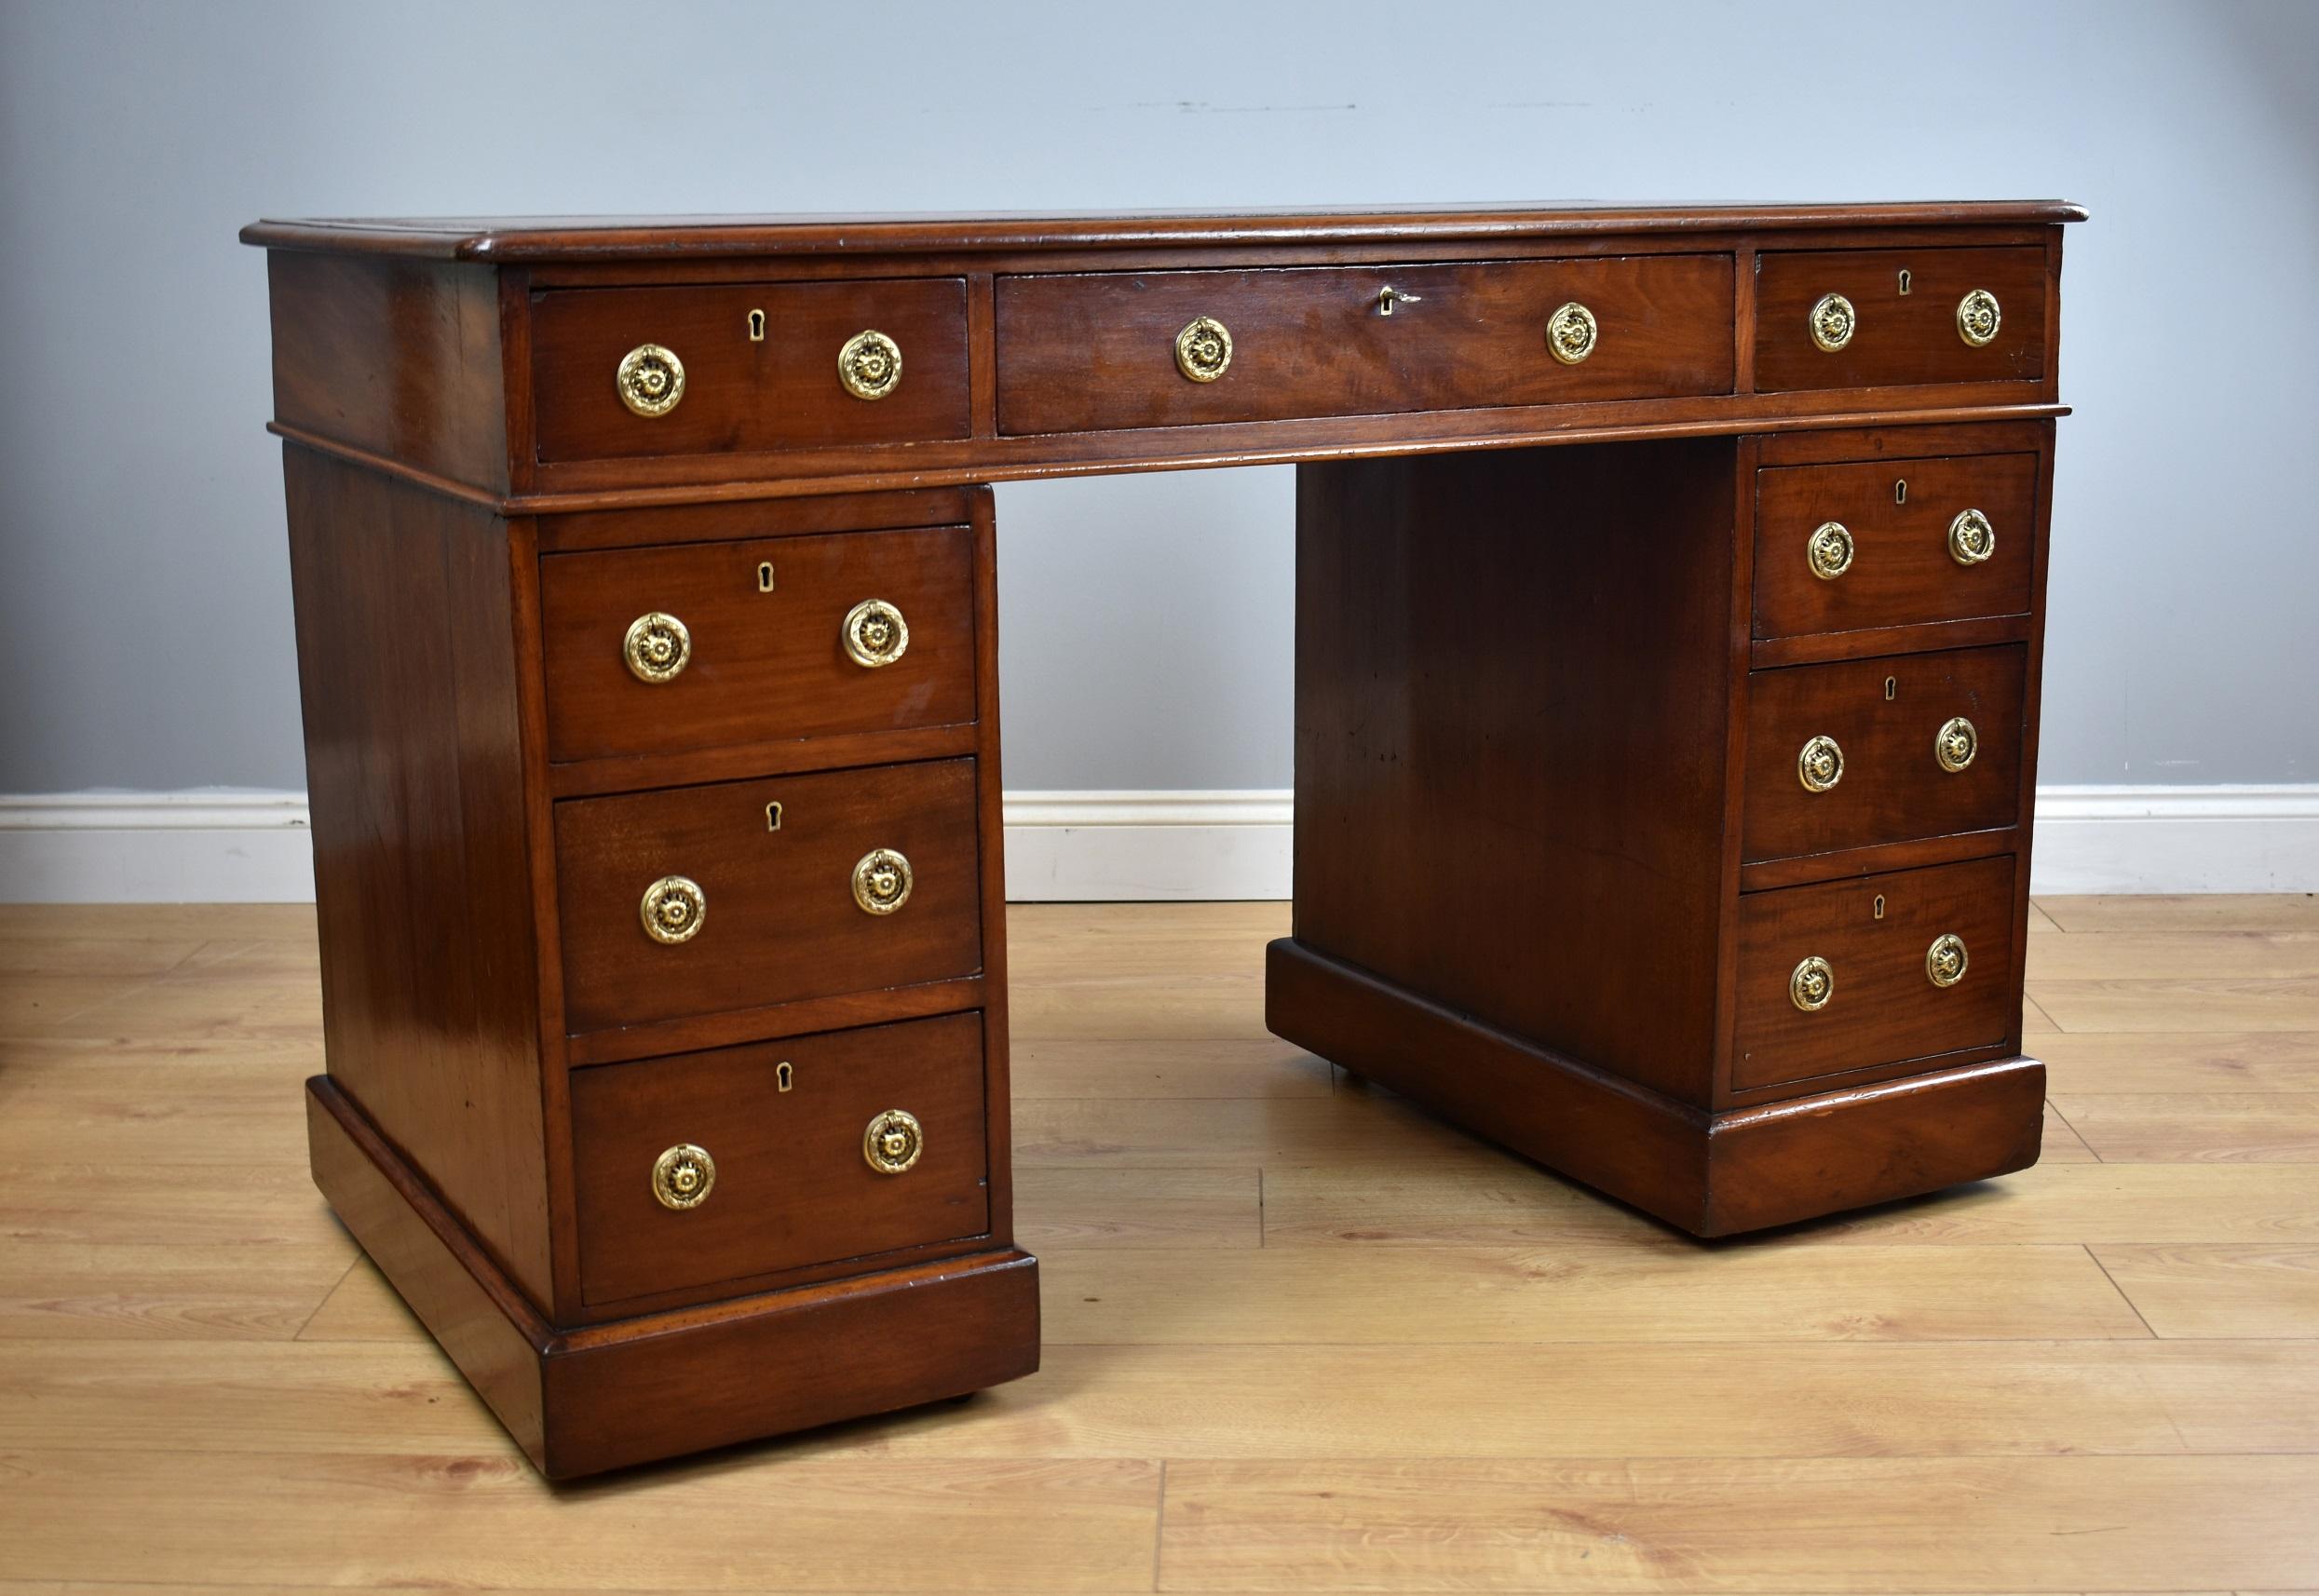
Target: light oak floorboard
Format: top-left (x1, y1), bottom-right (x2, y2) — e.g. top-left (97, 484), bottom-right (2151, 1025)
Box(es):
top-left (1010, 1037), bottom-right (1333, 1100)
top-left (2033, 894), bottom-right (2319, 933)
top-left (2035, 1031), bottom-right (2319, 1092)
top-left (2092, 1244), bottom-right (2319, 1339)
top-left (1263, 1160), bottom-right (2319, 1247)
top-left (1038, 1243), bottom-right (2150, 1344)
top-left (0, 1450), bottom-right (1162, 1591)
top-left (12, 1336), bottom-right (2319, 1461)
top-left (2052, 1093), bottom-right (2319, 1162)
top-left (1159, 1455), bottom-right (2319, 1591)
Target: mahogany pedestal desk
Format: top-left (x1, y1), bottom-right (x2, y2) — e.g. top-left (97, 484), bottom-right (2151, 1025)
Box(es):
top-left (243, 201), bottom-right (2082, 1477)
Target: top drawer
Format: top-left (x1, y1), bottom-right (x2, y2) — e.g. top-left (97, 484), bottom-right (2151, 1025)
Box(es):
top-left (995, 254), bottom-right (1734, 435)
top-left (1754, 247), bottom-right (2047, 392)
top-left (531, 279), bottom-right (971, 462)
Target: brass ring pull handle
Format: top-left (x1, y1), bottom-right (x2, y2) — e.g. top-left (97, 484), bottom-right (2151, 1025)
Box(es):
top-left (1926, 933), bottom-right (1970, 987)
top-left (1935, 716), bottom-right (1978, 774)
top-left (1808, 521), bottom-right (1855, 580)
top-left (640, 874), bottom-right (706, 945)
top-left (1956, 289), bottom-right (2002, 347)
top-left (1947, 508), bottom-right (1997, 566)
top-left (623, 612), bottom-right (692, 683)
top-left (1174, 316), bottom-right (1233, 382)
top-left (862, 1109), bottom-right (924, 1175)
top-left (840, 598), bottom-right (910, 669)
top-left (1790, 955), bottom-right (1835, 1012)
top-left (651, 1143), bottom-right (716, 1210)
top-left (1547, 302), bottom-right (1598, 365)
top-left (616, 343), bottom-right (686, 416)
top-left (838, 329), bottom-right (902, 400)
top-left (1810, 292), bottom-right (1857, 352)
top-left (1797, 735), bottom-right (1845, 793)
top-left (852, 848), bottom-right (914, 915)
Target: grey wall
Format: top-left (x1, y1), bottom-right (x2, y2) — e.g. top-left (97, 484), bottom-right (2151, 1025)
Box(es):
top-left (3, 0), bottom-right (2314, 795)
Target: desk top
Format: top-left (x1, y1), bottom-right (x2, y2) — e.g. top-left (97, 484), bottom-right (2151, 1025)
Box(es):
top-left (239, 200), bottom-right (2087, 262)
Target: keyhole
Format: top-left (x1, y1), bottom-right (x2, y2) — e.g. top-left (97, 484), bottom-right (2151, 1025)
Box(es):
top-left (1885, 676), bottom-right (1898, 701)
top-left (757, 561), bottom-right (776, 592)
top-left (747, 308), bottom-right (766, 342)
top-left (1897, 269), bottom-right (1913, 296)
top-left (766, 802), bottom-right (782, 832)
top-left (776, 1061), bottom-right (793, 1092)
top-left (1874, 894), bottom-right (1887, 920)
top-left (1894, 479), bottom-right (1908, 505)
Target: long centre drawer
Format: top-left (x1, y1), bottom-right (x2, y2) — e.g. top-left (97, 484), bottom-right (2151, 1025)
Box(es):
top-left (995, 253), bottom-right (1735, 434)
top-left (554, 759), bottom-right (983, 1034)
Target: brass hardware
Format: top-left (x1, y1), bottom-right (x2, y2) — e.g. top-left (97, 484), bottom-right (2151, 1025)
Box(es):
top-left (776, 1062), bottom-right (793, 1092)
top-left (1873, 894), bottom-right (1886, 920)
top-left (615, 343), bottom-right (686, 417)
top-left (1790, 955), bottom-right (1835, 1012)
top-left (1926, 933), bottom-right (1970, 988)
top-left (852, 848), bottom-right (914, 915)
top-left (1897, 268), bottom-right (1913, 295)
top-left (1956, 289), bottom-right (2002, 347)
top-left (1885, 675), bottom-right (1898, 701)
top-left (862, 1108), bottom-right (924, 1175)
top-left (640, 874), bottom-right (706, 945)
top-left (840, 598), bottom-right (910, 669)
top-left (747, 308), bottom-right (766, 343)
top-left (1797, 735), bottom-right (1845, 793)
top-left (766, 802), bottom-right (783, 832)
top-left (1947, 507), bottom-right (1997, 566)
top-left (1935, 716), bottom-right (1979, 774)
top-left (757, 561), bottom-right (777, 592)
top-left (622, 612), bottom-right (692, 684)
top-left (1546, 301), bottom-right (1598, 365)
top-left (1807, 521), bottom-right (1855, 581)
top-left (1376, 285), bottom-right (1423, 316)
top-left (1810, 292), bottom-right (1856, 352)
top-left (837, 329), bottom-right (902, 400)
top-left (1894, 479), bottom-right (1908, 505)
top-left (651, 1143), bottom-right (715, 1211)
top-left (1174, 316), bottom-right (1233, 382)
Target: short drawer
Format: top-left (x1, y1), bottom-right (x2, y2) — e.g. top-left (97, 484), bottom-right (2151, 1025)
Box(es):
top-left (540, 524), bottom-right (977, 763)
top-left (555, 759), bottom-right (983, 1034)
top-left (531, 278), bottom-right (971, 463)
top-left (1754, 247), bottom-right (2047, 392)
top-left (1733, 855), bottom-right (2018, 1091)
top-left (1754, 451), bottom-right (2038, 640)
top-left (1743, 645), bottom-right (2025, 864)
top-left (995, 254), bottom-right (1734, 435)
top-left (571, 1011), bottom-right (990, 1305)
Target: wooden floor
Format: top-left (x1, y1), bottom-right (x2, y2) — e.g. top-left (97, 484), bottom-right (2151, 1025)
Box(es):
top-left (3, 897), bottom-right (2317, 1592)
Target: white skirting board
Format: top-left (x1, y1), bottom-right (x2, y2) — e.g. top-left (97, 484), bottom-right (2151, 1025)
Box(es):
top-left (3, 785), bottom-right (2316, 902)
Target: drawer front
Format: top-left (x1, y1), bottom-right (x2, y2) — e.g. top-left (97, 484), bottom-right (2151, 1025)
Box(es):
top-left (532, 278), bottom-right (971, 462)
top-left (1754, 452), bottom-right (2038, 640)
top-left (541, 525), bottom-right (977, 763)
top-left (1743, 645), bottom-right (2025, 864)
top-left (1754, 247), bottom-right (2047, 392)
top-left (555, 760), bottom-right (983, 1033)
top-left (572, 1011), bottom-right (990, 1305)
top-left (995, 254), bottom-right (1734, 435)
top-left (1734, 855), bottom-right (2017, 1091)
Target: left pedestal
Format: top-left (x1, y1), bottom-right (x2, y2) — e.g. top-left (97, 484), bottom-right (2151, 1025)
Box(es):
top-left (277, 431), bottom-right (1034, 1477)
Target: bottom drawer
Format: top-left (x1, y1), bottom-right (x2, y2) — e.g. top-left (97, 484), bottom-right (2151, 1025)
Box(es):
top-left (1733, 855), bottom-right (2017, 1092)
top-left (572, 1010), bottom-right (990, 1306)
